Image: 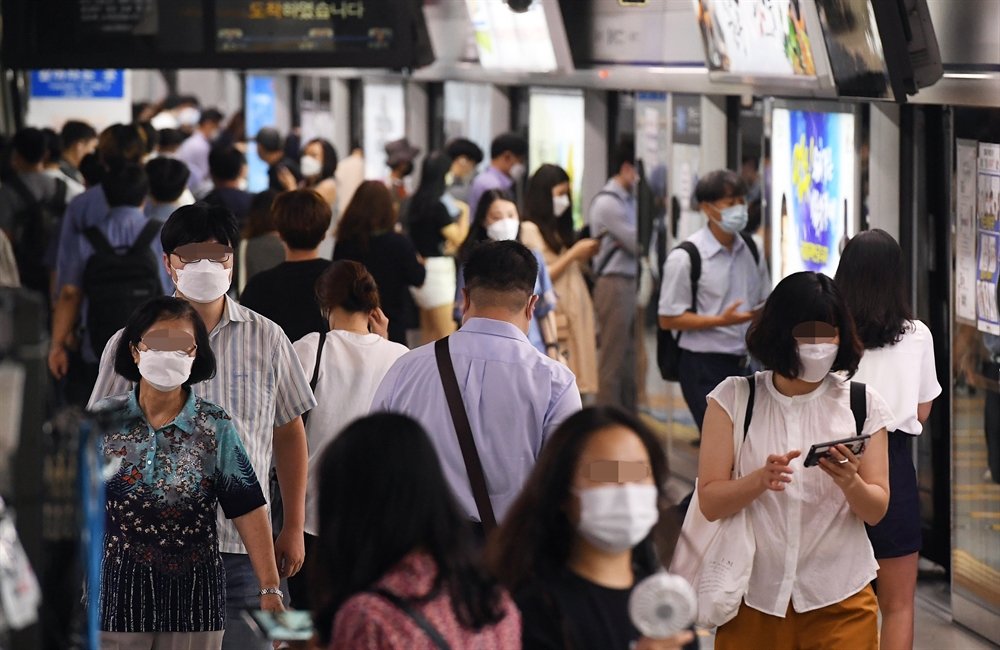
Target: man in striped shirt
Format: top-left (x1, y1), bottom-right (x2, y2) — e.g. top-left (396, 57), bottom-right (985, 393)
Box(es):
top-left (89, 203), bottom-right (315, 650)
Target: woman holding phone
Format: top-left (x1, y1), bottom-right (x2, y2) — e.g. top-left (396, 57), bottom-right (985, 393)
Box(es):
top-left (698, 271), bottom-right (892, 650)
top-left (836, 230), bottom-right (941, 650)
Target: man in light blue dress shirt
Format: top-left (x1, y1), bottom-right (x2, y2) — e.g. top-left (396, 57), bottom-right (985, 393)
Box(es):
top-left (466, 133), bottom-right (528, 219)
top-left (372, 241), bottom-right (581, 529)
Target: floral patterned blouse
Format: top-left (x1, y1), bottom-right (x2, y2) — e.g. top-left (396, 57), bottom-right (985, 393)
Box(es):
top-left (93, 388), bottom-right (266, 633)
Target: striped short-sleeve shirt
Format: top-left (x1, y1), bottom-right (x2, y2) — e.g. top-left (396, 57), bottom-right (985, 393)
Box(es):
top-left (89, 296), bottom-right (317, 554)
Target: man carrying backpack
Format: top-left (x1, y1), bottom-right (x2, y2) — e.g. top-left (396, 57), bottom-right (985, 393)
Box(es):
top-left (0, 127), bottom-right (68, 300)
top-left (657, 170), bottom-right (771, 443)
top-left (48, 162), bottom-right (172, 404)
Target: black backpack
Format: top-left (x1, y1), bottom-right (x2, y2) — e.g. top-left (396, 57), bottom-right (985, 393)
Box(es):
top-left (7, 175), bottom-right (67, 296)
top-left (656, 233), bottom-right (760, 381)
top-left (82, 219), bottom-right (164, 355)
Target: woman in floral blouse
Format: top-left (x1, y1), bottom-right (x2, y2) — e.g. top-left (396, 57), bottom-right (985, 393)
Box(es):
top-left (91, 297), bottom-right (282, 650)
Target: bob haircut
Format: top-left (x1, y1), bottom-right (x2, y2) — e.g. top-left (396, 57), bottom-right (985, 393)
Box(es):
top-left (113, 296), bottom-right (216, 387)
top-left (310, 413), bottom-right (508, 645)
top-left (487, 407), bottom-right (669, 593)
top-left (834, 229), bottom-right (914, 350)
top-left (746, 271), bottom-right (864, 379)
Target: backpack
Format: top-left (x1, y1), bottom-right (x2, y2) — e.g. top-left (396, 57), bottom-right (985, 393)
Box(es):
top-left (656, 233), bottom-right (759, 381)
top-left (7, 175), bottom-right (67, 296)
top-left (82, 219), bottom-right (164, 355)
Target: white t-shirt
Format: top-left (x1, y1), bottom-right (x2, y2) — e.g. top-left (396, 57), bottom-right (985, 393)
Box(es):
top-left (293, 330), bottom-right (408, 536)
top-left (851, 320), bottom-right (941, 435)
top-left (708, 372), bottom-right (894, 617)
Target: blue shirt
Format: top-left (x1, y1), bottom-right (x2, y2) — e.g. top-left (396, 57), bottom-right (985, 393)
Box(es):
top-left (467, 164), bottom-right (513, 220)
top-left (658, 226), bottom-right (771, 355)
top-left (92, 388), bottom-right (265, 632)
top-left (371, 318), bottom-right (581, 522)
top-left (590, 179), bottom-right (638, 278)
top-left (56, 186), bottom-right (174, 362)
top-left (144, 201), bottom-right (181, 223)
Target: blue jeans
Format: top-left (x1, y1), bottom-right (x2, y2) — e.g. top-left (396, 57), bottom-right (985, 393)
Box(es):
top-left (220, 553), bottom-right (268, 650)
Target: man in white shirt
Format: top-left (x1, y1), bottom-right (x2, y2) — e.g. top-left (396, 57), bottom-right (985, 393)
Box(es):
top-left (334, 139), bottom-right (365, 216)
top-left (176, 108), bottom-right (224, 194)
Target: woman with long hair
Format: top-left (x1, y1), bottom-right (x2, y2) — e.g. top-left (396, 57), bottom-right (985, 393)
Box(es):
top-left (488, 407), bottom-right (696, 650)
top-left (310, 413), bottom-right (519, 648)
top-left (521, 164), bottom-right (600, 394)
top-left (238, 189), bottom-right (284, 293)
top-left (835, 230), bottom-right (941, 650)
top-left (298, 138), bottom-right (338, 205)
top-left (333, 181), bottom-right (425, 345)
top-left (699, 272), bottom-right (891, 649)
top-left (407, 151), bottom-right (470, 344)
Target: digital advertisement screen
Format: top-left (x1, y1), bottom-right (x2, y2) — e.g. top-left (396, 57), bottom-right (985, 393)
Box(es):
top-left (465, 0), bottom-right (558, 73)
top-left (529, 89), bottom-right (585, 229)
top-left (770, 106), bottom-right (856, 281)
top-left (814, 0), bottom-right (892, 99)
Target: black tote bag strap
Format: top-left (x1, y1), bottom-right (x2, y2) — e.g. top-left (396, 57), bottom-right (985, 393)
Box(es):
top-left (849, 381), bottom-right (867, 437)
top-left (434, 336), bottom-right (497, 534)
top-left (301, 332), bottom-right (326, 426)
top-left (368, 589), bottom-right (452, 650)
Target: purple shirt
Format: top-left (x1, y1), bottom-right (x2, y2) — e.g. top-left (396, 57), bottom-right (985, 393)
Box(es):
top-left (467, 164), bottom-right (513, 219)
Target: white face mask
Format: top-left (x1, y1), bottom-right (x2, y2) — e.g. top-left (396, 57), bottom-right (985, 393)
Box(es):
top-left (174, 259), bottom-right (232, 303)
top-left (486, 217), bottom-right (520, 242)
top-left (177, 106), bottom-right (201, 127)
top-left (300, 155), bottom-right (323, 177)
top-left (509, 162), bottom-right (526, 181)
top-left (797, 342), bottom-right (839, 382)
top-left (577, 484), bottom-right (659, 555)
top-left (137, 349), bottom-right (194, 392)
top-left (237, 177), bottom-right (249, 191)
top-left (552, 194), bottom-right (571, 216)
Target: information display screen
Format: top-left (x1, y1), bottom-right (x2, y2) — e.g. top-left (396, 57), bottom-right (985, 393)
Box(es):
top-left (465, 0), bottom-right (559, 73)
top-left (814, 0), bottom-right (891, 99)
top-left (2, 0), bottom-right (429, 69)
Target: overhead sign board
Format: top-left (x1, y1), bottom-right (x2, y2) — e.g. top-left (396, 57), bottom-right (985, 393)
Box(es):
top-left (30, 69), bottom-right (125, 98)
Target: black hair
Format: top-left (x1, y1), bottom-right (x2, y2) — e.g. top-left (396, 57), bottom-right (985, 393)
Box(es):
top-left (458, 188), bottom-right (515, 267)
top-left (310, 413), bottom-right (508, 646)
top-left (79, 153), bottom-right (105, 187)
top-left (112, 296), bottom-right (216, 387)
top-left (695, 169), bottom-right (748, 204)
top-left (272, 189), bottom-right (332, 251)
top-left (304, 138), bottom-right (338, 180)
top-left (463, 240), bottom-right (538, 310)
top-left (613, 135), bottom-right (635, 174)
top-left (103, 163), bottom-right (150, 208)
top-left (12, 128), bottom-right (47, 165)
top-left (161, 202), bottom-right (240, 252)
top-left (524, 163), bottom-right (573, 253)
top-left (488, 407), bottom-right (669, 592)
top-left (746, 271), bottom-right (864, 379)
top-left (445, 138), bottom-right (484, 165)
top-left (741, 155), bottom-right (760, 169)
top-left (199, 108), bottom-right (224, 126)
top-left (834, 229), bottom-right (914, 350)
top-left (146, 157), bottom-right (191, 203)
top-left (490, 133), bottom-right (528, 160)
top-left (42, 128), bottom-right (62, 165)
top-left (137, 123), bottom-right (159, 154)
top-left (409, 151), bottom-right (453, 227)
top-left (61, 120), bottom-right (97, 149)
top-left (157, 129), bottom-right (188, 150)
top-left (744, 198), bottom-right (762, 234)
top-left (208, 146), bottom-right (246, 182)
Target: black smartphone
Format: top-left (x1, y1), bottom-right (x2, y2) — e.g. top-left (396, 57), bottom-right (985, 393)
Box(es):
top-left (243, 609), bottom-right (314, 642)
top-left (803, 434), bottom-right (872, 468)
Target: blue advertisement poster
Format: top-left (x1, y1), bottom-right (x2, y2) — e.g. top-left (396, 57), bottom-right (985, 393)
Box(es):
top-left (977, 143), bottom-right (1000, 335)
top-left (770, 106), bottom-right (856, 280)
top-left (245, 76), bottom-right (276, 193)
top-left (30, 69), bottom-right (124, 98)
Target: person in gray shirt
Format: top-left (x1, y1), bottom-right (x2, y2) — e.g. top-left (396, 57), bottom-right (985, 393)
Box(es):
top-left (589, 136), bottom-right (639, 412)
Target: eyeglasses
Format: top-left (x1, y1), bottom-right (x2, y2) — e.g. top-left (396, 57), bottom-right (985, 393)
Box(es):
top-left (171, 243), bottom-right (234, 265)
top-left (138, 329), bottom-right (198, 354)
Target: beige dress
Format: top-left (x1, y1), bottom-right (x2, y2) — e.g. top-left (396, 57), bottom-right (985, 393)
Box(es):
top-left (520, 221), bottom-right (598, 394)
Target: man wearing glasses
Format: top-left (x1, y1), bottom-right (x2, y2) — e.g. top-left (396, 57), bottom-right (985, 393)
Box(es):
top-left (88, 203), bottom-right (316, 650)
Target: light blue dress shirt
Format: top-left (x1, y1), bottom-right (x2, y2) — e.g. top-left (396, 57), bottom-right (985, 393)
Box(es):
top-left (658, 226), bottom-right (771, 355)
top-left (467, 165), bottom-right (514, 221)
top-left (371, 318), bottom-right (582, 522)
top-left (590, 179), bottom-right (638, 278)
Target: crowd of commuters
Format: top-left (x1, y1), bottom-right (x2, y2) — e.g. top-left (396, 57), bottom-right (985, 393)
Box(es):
top-left (0, 100), bottom-right (946, 650)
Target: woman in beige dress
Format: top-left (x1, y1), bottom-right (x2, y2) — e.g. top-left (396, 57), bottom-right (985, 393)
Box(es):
top-left (521, 164), bottom-right (601, 396)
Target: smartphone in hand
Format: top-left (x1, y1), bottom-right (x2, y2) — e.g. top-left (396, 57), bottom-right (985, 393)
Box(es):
top-left (243, 609), bottom-right (314, 642)
top-left (803, 435), bottom-right (871, 468)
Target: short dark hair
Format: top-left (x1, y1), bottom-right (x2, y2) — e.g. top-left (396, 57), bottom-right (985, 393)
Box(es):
top-left (113, 296), bottom-right (216, 387)
top-left (745, 198), bottom-right (762, 234)
top-left (490, 133), bottom-right (528, 160)
top-left (42, 128), bottom-right (62, 165)
top-left (12, 128), bottom-right (47, 165)
top-left (445, 138), bottom-right (484, 164)
top-left (463, 240), bottom-right (538, 312)
top-left (161, 202), bottom-right (240, 252)
top-left (315, 260), bottom-right (380, 315)
top-left (103, 163), bottom-right (150, 208)
top-left (746, 271), bottom-right (864, 379)
top-left (79, 153), bottom-right (105, 187)
top-left (613, 135), bottom-right (635, 174)
top-left (157, 129), bottom-right (188, 151)
top-left (834, 229), bottom-right (914, 350)
top-left (695, 169), bottom-right (748, 204)
top-left (146, 157), bottom-right (191, 203)
top-left (209, 146), bottom-right (246, 181)
top-left (272, 189), bottom-right (332, 250)
top-left (199, 108), bottom-right (224, 126)
top-left (61, 120), bottom-right (98, 149)
top-left (98, 123), bottom-right (147, 165)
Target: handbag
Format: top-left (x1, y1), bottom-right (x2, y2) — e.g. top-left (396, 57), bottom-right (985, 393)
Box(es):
top-left (669, 375), bottom-right (756, 629)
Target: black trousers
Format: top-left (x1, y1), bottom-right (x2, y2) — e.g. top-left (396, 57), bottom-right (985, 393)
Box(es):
top-left (986, 361), bottom-right (1000, 484)
top-left (287, 532), bottom-right (318, 610)
top-left (677, 349), bottom-right (750, 433)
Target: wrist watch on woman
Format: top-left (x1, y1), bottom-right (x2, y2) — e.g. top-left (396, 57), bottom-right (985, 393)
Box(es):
top-left (259, 587), bottom-right (284, 599)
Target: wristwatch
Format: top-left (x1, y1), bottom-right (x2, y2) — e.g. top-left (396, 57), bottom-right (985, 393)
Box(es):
top-left (259, 588), bottom-right (284, 599)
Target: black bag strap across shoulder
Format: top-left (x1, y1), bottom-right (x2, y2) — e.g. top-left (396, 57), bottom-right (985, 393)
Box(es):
top-left (130, 219), bottom-right (162, 253)
top-left (849, 381), bottom-right (867, 437)
top-left (301, 332), bottom-right (326, 426)
top-left (368, 588), bottom-right (452, 650)
top-left (435, 336), bottom-right (497, 534)
top-left (743, 375), bottom-right (756, 441)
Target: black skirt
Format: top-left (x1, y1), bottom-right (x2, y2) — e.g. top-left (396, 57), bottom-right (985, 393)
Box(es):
top-left (866, 430), bottom-right (922, 559)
